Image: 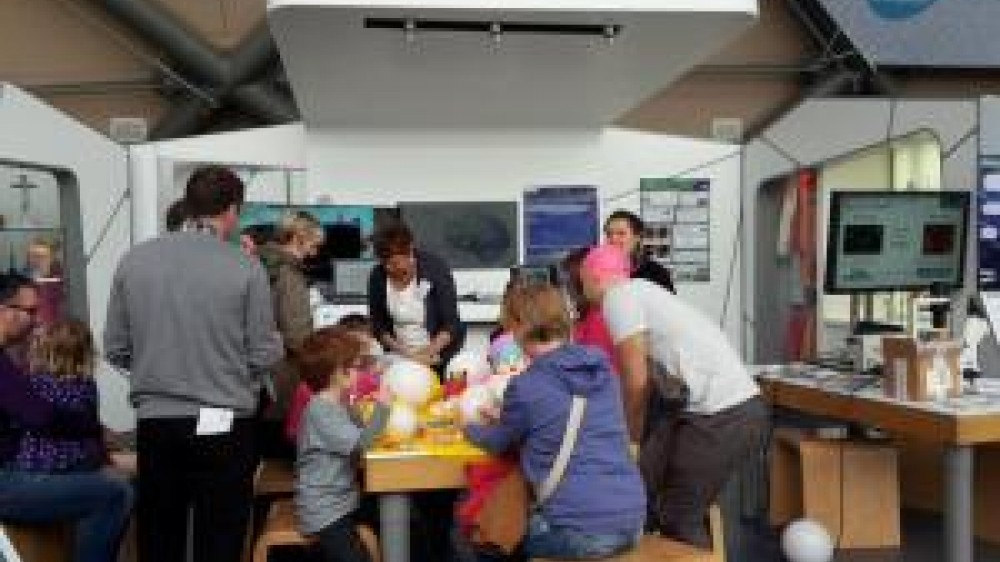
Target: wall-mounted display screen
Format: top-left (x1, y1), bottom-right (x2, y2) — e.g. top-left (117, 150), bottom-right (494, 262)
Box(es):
top-left (400, 201), bottom-right (518, 269)
top-left (824, 191), bottom-right (969, 293)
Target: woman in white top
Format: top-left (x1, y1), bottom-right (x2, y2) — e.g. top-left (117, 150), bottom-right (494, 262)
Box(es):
top-left (578, 244), bottom-right (767, 548)
top-left (367, 221), bottom-right (465, 373)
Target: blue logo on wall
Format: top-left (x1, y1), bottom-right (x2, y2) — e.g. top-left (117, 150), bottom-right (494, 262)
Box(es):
top-left (868, 0), bottom-right (939, 20)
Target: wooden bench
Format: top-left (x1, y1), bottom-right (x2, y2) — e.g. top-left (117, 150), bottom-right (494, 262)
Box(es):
top-left (251, 499), bottom-right (379, 562)
top-left (532, 504), bottom-right (725, 562)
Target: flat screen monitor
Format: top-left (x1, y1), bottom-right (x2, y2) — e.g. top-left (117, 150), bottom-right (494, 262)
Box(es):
top-left (331, 258), bottom-right (377, 300)
top-left (824, 190), bottom-right (970, 294)
top-left (400, 201), bottom-right (518, 269)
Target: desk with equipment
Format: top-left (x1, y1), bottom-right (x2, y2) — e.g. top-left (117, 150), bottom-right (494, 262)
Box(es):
top-left (761, 190), bottom-right (991, 561)
top-left (758, 364), bottom-right (1000, 562)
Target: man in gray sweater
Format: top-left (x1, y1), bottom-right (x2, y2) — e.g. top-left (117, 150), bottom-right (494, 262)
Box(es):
top-left (104, 165), bottom-right (283, 562)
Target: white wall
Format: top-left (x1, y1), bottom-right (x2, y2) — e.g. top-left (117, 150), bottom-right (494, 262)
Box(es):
top-left (0, 84), bottom-right (131, 429)
top-left (742, 97), bottom-right (978, 363)
top-left (305, 127), bottom-right (745, 344)
top-left (130, 123), bottom-right (308, 242)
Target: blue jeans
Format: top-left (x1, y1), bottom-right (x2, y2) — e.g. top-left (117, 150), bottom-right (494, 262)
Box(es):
top-left (0, 469), bottom-right (134, 562)
top-left (522, 512), bottom-right (638, 560)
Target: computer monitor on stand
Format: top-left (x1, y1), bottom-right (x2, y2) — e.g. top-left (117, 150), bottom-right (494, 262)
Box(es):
top-left (824, 190), bottom-right (970, 335)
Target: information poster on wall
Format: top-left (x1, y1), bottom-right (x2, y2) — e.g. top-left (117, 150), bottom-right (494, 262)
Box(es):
top-left (523, 185), bottom-right (599, 265)
top-left (979, 157), bottom-right (1000, 289)
top-left (639, 178), bottom-right (711, 283)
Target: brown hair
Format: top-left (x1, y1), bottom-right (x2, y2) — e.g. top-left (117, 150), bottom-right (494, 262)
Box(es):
top-left (560, 247), bottom-right (591, 317)
top-left (372, 220), bottom-right (414, 260)
top-left (506, 285), bottom-right (572, 344)
top-left (184, 166), bottom-right (245, 219)
top-left (499, 280), bottom-right (529, 332)
top-left (29, 318), bottom-right (95, 379)
top-left (296, 326), bottom-right (364, 392)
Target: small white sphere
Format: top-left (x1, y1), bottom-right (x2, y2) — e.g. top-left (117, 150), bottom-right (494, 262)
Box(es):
top-left (386, 403), bottom-right (419, 442)
top-left (485, 374), bottom-right (511, 400)
top-left (781, 519), bottom-right (834, 562)
top-left (446, 351), bottom-right (491, 385)
top-left (458, 385), bottom-right (496, 425)
top-left (384, 359), bottom-right (436, 406)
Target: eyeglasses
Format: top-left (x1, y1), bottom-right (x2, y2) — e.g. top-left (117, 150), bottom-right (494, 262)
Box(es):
top-left (4, 304), bottom-right (38, 316)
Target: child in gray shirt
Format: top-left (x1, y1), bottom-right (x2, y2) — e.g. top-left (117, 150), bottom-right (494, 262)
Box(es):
top-left (294, 326), bottom-right (391, 562)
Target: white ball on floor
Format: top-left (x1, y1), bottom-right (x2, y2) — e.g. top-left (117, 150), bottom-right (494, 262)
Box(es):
top-left (781, 519), bottom-right (833, 562)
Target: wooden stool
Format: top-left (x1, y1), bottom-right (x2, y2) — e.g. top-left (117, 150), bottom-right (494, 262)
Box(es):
top-left (769, 427), bottom-right (900, 548)
top-left (532, 504), bottom-right (724, 562)
top-left (254, 459), bottom-right (295, 498)
top-left (0, 523), bottom-right (72, 562)
top-left (251, 499), bottom-right (379, 562)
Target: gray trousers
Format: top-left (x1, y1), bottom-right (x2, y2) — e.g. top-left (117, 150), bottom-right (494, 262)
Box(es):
top-left (639, 396), bottom-right (768, 548)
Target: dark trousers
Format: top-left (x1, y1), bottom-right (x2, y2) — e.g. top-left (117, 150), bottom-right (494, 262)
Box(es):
top-left (316, 511), bottom-right (373, 562)
top-left (137, 417), bottom-right (258, 562)
top-left (639, 396), bottom-right (767, 548)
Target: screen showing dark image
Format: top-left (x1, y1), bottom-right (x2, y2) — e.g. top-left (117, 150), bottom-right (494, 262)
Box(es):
top-left (922, 224), bottom-right (956, 255)
top-left (842, 224), bottom-right (884, 255)
top-left (301, 223), bottom-right (363, 281)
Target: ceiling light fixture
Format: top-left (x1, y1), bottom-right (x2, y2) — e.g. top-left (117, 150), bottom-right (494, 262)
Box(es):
top-left (366, 18), bottom-right (622, 41)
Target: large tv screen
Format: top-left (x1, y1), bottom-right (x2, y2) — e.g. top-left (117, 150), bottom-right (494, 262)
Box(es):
top-left (824, 191), bottom-right (969, 294)
top-left (400, 201), bottom-right (518, 269)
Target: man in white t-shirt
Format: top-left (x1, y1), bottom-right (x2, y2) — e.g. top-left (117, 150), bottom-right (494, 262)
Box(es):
top-left (579, 244), bottom-right (767, 547)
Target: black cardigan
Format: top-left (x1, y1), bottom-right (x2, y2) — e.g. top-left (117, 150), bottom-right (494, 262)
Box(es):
top-left (634, 256), bottom-right (676, 294)
top-left (368, 250), bottom-right (466, 369)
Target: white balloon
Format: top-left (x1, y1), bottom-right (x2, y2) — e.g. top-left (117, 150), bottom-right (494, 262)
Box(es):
top-left (384, 359), bottom-right (436, 406)
top-left (386, 403), bottom-right (419, 442)
top-left (485, 374), bottom-right (511, 400)
top-left (446, 351), bottom-right (491, 385)
top-left (781, 519), bottom-right (834, 562)
top-left (458, 385), bottom-right (496, 425)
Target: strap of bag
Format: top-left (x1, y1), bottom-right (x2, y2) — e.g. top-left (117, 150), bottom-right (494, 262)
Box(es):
top-left (535, 395), bottom-right (587, 506)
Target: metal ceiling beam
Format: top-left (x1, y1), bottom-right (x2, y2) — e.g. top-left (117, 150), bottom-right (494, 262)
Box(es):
top-left (97, 0), bottom-right (297, 138)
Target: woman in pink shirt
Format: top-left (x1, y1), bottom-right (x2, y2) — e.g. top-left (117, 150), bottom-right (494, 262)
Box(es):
top-left (562, 248), bottom-right (619, 375)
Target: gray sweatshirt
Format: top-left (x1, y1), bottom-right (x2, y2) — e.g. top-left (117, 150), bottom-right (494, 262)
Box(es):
top-left (295, 399), bottom-right (389, 534)
top-left (104, 231), bottom-right (283, 419)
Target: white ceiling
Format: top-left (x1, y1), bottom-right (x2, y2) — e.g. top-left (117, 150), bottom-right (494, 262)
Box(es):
top-left (267, 0), bottom-right (758, 129)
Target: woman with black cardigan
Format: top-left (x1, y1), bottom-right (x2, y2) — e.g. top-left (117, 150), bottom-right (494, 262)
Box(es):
top-left (604, 209), bottom-right (676, 294)
top-left (367, 221), bottom-right (466, 373)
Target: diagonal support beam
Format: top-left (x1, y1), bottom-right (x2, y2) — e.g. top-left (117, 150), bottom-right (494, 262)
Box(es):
top-left (98, 0), bottom-right (297, 138)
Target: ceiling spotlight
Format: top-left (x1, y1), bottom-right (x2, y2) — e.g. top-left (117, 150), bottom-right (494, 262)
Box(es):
top-left (404, 19), bottom-right (416, 43)
top-left (603, 24), bottom-right (619, 46)
top-left (489, 22), bottom-right (503, 45)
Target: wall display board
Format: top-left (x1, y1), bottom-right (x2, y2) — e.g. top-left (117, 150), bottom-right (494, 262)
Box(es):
top-left (980, 156), bottom-right (1000, 290)
top-left (523, 185), bottom-right (599, 265)
top-left (825, 190), bottom-right (969, 293)
top-left (399, 201), bottom-right (518, 269)
top-left (639, 178), bottom-right (711, 282)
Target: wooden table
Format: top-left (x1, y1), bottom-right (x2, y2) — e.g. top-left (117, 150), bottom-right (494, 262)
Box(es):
top-left (364, 445), bottom-right (484, 562)
top-left (759, 371), bottom-right (1000, 562)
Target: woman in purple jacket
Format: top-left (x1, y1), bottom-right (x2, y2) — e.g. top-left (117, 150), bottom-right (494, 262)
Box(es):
top-left (0, 273), bottom-right (132, 562)
top-left (464, 284), bottom-right (645, 560)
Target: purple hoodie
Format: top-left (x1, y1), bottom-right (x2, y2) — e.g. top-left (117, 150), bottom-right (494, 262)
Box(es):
top-left (465, 343), bottom-right (645, 535)
top-left (0, 351), bottom-right (100, 465)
